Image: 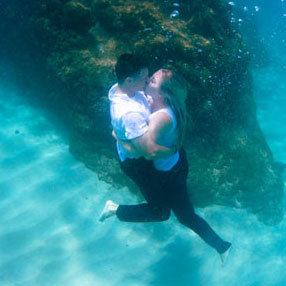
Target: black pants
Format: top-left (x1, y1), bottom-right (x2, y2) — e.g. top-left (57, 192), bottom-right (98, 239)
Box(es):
top-left (117, 149), bottom-right (231, 254)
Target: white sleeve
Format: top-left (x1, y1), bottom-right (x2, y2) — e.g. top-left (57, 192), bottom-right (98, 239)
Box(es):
top-left (121, 112), bottom-right (149, 140)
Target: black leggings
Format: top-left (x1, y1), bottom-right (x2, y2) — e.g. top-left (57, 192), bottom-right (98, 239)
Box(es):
top-left (116, 149), bottom-right (231, 254)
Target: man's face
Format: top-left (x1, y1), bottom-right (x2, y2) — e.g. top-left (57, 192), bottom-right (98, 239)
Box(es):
top-left (130, 68), bottom-right (149, 92)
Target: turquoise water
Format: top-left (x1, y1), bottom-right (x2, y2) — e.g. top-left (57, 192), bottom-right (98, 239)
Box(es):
top-left (0, 82), bottom-right (285, 285)
top-left (1, 1), bottom-right (286, 286)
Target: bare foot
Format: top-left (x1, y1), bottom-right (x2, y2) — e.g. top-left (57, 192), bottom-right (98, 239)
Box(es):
top-left (220, 244), bottom-right (232, 266)
top-left (99, 200), bottom-right (119, 222)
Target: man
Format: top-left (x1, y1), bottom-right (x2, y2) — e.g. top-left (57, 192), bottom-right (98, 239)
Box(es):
top-left (99, 53), bottom-right (175, 221)
top-left (109, 53), bottom-right (175, 161)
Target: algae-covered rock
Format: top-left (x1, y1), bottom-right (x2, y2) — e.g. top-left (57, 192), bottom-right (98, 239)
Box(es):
top-left (63, 1), bottom-right (92, 32)
top-left (1, 0), bottom-right (284, 225)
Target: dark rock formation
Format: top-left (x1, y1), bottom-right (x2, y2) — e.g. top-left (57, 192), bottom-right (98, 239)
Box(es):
top-left (1, 0), bottom-right (284, 225)
top-left (63, 1), bottom-right (92, 32)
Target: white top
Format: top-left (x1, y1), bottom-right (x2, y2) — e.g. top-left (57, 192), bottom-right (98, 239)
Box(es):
top-left (150, 107), bottom-right (180, 171)
top-left (108, 83), bottom-right (151, 161)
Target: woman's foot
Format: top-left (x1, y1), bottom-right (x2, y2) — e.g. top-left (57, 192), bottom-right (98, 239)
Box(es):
top-left (99, 200), bottom-right (119, 222)
top-left (220, 244), bottom-right (232, 266)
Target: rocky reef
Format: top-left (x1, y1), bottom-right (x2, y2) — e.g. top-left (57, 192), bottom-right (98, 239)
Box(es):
top-left (1, 0), bottom-right (284, 225)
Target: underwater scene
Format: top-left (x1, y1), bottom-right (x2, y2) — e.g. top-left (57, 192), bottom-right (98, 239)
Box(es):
top-left (0, 0), bottom-right (285, 285)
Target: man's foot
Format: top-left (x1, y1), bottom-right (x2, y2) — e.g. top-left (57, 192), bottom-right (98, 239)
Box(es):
top-left (99, 200), bottom-right (119, 222)
top-left (220, 244), bottom-right (232, 266)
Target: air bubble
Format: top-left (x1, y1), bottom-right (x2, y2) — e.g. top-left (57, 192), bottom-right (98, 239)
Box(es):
top-left (170, 10), bottom-right (179, 18)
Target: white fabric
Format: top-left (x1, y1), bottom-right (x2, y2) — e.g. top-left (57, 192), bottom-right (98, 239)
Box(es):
top-left (150, 107), bottom-right (180, 171)
top-left (108, 83), bottom-right (151, 161)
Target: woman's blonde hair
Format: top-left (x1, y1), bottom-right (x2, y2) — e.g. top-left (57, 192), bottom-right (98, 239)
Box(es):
top-left (159, 69), bottom-right (187, 146)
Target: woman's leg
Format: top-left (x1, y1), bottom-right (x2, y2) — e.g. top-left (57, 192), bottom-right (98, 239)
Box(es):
top-left (165, 149), bottom-right (231, 254)
top-left (171, 196), bottom-right (231, 254)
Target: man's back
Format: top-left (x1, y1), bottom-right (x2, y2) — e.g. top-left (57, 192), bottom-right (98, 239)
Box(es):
top-left (108, 83), bottom-right (151, 161)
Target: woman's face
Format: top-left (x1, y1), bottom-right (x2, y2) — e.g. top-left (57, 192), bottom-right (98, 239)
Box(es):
top-left (145, 69), bottom-right (164, 98)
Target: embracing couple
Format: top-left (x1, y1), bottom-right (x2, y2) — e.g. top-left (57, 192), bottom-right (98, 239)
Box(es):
top-left (99, 53), bottom-right (231, 264)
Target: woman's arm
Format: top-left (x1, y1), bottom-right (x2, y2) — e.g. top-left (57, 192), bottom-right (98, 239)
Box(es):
top-left (112, 112), bottom-right (177, 160)
top-left (112, 123), bottom-right (176, 159)
top-left (131, 112), bottom-right (177, 160)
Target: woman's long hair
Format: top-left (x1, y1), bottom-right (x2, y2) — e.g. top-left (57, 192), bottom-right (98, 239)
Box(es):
top-left (159, 69), bottom-right (187, 147)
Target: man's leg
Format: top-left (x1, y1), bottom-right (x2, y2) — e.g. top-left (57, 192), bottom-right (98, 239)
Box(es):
top-left (100, 157), bottom-right (170, 222)
top-left (116, 203), bottom-right (170, 222)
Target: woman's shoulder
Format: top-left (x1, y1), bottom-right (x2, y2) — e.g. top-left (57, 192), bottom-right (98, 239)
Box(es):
top-left (149, 109), bottom-right (173, 134)
top-left (153, 107), bottom-right (176, 124)
top-left (151, 107), bottom-right (173, 116)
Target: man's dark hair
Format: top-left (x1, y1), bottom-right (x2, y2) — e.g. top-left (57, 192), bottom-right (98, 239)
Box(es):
top-left (115, 53), bottom-right (148, 85)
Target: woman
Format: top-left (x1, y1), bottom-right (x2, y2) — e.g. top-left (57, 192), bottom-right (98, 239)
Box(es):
top-left (100, 69), bottom-right (231, 263)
